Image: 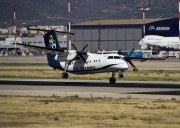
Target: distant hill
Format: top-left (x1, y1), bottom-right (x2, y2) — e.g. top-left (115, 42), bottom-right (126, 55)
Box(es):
top-left (0, 0), bottom-right (178, 27)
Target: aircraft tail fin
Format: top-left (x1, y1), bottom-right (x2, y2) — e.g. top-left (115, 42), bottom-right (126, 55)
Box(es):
top-left (44, 30), bottom-right (60, 62)
top-left (44, 30), bottom-right (60, 50)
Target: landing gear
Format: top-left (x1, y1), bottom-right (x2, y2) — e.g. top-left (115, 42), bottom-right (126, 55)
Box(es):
top-left (118, 73), bottom-right (123, 78)
top-left (150, 46), bottom-right (154, 51)
top-left (109, 72), bottom-right (116, 84)
top-left (62, 72), bottom-right (68, 78)
top-left (62, 62), bottom-right (69, 79)
top-left (109, 77), bottom-right (116, 84)
top-left (109, 72), bottom-right (124, 83)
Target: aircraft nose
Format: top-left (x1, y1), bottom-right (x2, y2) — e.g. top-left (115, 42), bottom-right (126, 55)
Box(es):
top-left (121, 61), bottom-right (129, 70)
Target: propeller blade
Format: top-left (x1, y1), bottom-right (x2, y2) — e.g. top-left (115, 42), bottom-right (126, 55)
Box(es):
top-left (118, 48), bottom-right (136, 69)
top-left (127, 59), bottom-right (136, 68)
top-left (128, 48), bottom-right (134, 57)
top-left (71, 43), bottom-right (88, 63)
top-left (81, 44), bottom-right (88, 52)
top-left (71, 43), bottom-right (78, 51)
top-left (118, 49), bottom-right (124, 56)
top-left (78, 53), bottom-right (86, 63)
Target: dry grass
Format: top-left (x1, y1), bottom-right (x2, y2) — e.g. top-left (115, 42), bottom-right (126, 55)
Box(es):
top-left (0, 96), bottom-right (180, 128)
top-left (0, 62), bottom-right (47, 66)
top-left (0, 69), bottom-right (180, 81)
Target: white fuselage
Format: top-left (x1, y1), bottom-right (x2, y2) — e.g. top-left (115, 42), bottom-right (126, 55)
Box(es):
top-left (139, 35), bottom-right (179, 50)
top-left (54, 52), bottom-right (128, 74)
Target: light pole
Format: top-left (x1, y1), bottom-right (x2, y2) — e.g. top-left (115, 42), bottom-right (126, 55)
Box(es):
top-left (14, 4), bottom-right (17, 54)
top-left (179, 0), bottom-right (180, 58)
top-left (140, 7), bottom-right (150, 38)
top-left (68, 0), bottom-right (71, 50)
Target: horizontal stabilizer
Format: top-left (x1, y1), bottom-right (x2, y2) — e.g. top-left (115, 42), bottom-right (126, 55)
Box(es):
top-left (12, 43), bottom-right (66, 55)
top-left (27, 28), bottom-right (74, 35)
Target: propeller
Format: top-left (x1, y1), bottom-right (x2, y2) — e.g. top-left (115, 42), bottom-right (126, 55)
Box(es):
top-left (71, 43), bottom-right (88, 63)
top-left (118, 49), bottom-right (136, 69)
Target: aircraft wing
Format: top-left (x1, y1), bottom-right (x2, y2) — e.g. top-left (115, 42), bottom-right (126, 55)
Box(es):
top-left (14, 43), bottom-right (67, 55)
top-left (128, 57), bottom-right (167, 62)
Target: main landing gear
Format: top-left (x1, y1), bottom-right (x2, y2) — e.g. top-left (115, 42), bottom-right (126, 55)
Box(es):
top-left (109, 72), bottom-right (124, 84)
top-left (62, 62), bottom-right (69, 79)
top-left (62, 72), bottom-right (68, 78)
top-left (118, 73), bottom-right (123, 78)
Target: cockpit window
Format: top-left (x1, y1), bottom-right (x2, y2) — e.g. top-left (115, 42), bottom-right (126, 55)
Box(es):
top-left (114, 56), bottom-right (120, 59)
top-left (107, 56), bottom-right (113, 59)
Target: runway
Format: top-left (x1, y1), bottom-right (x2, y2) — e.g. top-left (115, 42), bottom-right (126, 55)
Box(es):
top-left (1, 56), bottom-right (180, 99)
top-left (0, 79), bottom-right (180, 99)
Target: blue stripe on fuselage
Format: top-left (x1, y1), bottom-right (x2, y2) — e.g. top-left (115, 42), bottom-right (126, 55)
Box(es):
top-left (67, 63), bottom-right (120, 74)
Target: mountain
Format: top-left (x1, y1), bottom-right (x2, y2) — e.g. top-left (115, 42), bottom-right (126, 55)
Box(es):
top-left (0, 0), bottom-right (178, 27)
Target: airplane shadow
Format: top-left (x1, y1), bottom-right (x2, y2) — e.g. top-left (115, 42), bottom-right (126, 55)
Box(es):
top-left (0, 80), bottom-right (180, 96)
top-left (0, 80), bottom-right (180, 88)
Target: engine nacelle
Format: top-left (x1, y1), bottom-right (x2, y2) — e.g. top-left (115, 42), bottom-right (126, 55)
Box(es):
top-left (54, 51), bottom-right (77, 61)
top-left (76, 56), bottom-right (80, 60)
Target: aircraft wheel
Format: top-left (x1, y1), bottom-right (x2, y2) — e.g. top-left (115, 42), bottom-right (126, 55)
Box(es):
top-left (62, 72), bottom-right (68, 79)
top-left (109, 77), bottom-right (116, 84)
top-left (118, 73), bottom-right (123, 78)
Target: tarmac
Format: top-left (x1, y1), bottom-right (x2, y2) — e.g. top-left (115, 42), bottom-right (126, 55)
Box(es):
top-left (0, 56), bottom-right (180, 99)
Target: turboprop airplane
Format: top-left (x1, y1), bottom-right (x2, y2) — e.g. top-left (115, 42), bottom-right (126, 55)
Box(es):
top-left (15, 29), bottom-right (166, 83)
top-left (139, 35), bottom-right (179, 50)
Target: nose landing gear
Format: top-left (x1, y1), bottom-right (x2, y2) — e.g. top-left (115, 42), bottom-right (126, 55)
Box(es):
top-left (109, 72), bottom-right (116, 83)
top-left (109, 72), bottom-right (124, 83)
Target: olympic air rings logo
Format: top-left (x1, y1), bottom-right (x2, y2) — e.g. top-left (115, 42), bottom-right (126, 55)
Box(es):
top-left (149, 25), bottom-right (155, 30)
top-left (49, 35), bottom-right (56, 49)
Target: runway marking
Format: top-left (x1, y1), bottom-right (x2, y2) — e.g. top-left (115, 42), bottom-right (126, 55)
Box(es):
top-left (1, 90), bottom-right (180, 100)
top-left (0, 90), bottom-right (117, 96)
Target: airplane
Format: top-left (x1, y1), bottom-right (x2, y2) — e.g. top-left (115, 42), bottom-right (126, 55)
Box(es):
top-left (15, 29), bottom-right (166, 84)
top-left (15, 29), bottom-right (130, 83)
top-left (139, 35), bottom-right (179, 51)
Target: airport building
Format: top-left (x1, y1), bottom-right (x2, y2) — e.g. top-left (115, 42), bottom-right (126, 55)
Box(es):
top-left (70, 18), bottom-right (178, 51)
top-left (145, 18), bottom-right (178, 37)
top-left (0, 18), bottom-right (178, 54)
top-left (0, 35), bottom-right (67, 55)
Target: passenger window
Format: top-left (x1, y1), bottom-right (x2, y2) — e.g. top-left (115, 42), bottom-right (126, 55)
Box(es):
top-left (107, 56), bottom-right (113, 59)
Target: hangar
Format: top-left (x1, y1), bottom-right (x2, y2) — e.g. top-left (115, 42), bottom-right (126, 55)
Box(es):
top-left (70, 18), bottom-right (178, 51)
top-left (145, 18), bottom-right (178, 37)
